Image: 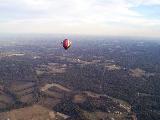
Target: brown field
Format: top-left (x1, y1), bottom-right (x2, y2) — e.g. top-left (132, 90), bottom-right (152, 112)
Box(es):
top-left (7, 81), bottom-right (36, 104)
top-left (10, 82), bottom-right (35, 92)
top-left (20, 93), bottom-right (35, 103)
top-left (40, 98), bottom-right (61, 109)
top-left (0, 105), bottom-right (70, 120)
top-left (84, 91), bottom-right (103, 98)
top-left (130, 68), bottom-right (146, 77)
top-left (73, 94), bottom-right (86, 103)
top-left (40, 83), bottom-right (72, 100)
top-left (48, 87), bottom-right (68, 93)
top-left (0, 94), bottom-right (13, 103)
top-left (44, 91), bottom-right (63, 98)
top-left (39, 83), bottom-right (73, 109)
top-left (16, 87), bottom-right (34, 96)
top-left (41, 83), bottom-right (71, 92)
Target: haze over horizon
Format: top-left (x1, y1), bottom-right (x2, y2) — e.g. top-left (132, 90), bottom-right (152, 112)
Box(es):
top-left (0, 0), bottom-right (160, 37)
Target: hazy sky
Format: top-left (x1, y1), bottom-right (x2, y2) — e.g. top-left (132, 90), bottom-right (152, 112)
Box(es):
top-left (0, 0), bottom-right (160, 37)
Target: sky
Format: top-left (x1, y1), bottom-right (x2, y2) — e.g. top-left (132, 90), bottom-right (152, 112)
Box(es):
top-left (0, 0), bottom-right (160, 37)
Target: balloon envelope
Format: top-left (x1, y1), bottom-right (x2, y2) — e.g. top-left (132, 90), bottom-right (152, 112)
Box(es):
top-left (63, 39), bottom-right (71, 50)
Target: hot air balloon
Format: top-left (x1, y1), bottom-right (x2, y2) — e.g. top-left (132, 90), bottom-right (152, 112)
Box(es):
top-left (62, 39), bottom-right (72, 50)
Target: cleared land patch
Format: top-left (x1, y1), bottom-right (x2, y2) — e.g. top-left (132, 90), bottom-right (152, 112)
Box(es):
top-left (9, 81), bottom-right (36, 103)
top-left (130, 68), bottom-right (146, 77)
top-left (0, 105), bottom-right (70, 120)
top-left (36, 63), bottom-right (67, 75)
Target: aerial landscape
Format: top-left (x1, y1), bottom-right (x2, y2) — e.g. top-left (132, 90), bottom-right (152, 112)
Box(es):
top-left (0, 0), bottom-right (160, 120)
top-left (0, 35), bottom-right (159, 120)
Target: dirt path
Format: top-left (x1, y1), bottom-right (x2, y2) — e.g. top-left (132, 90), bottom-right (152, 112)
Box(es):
top-left (41, 83), bottom-right (71, 92)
